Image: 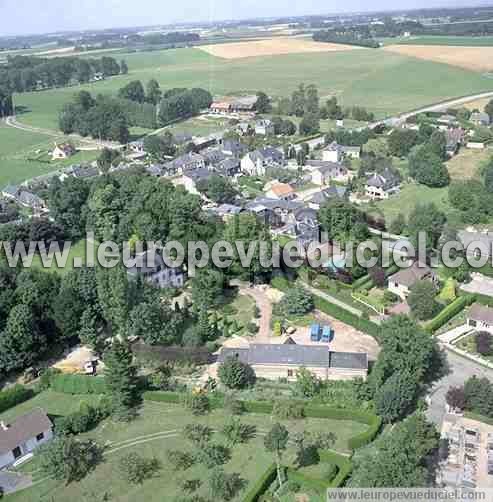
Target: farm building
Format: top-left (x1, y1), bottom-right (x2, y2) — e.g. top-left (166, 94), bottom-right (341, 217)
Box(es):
top-left (52, 142), bottom-right (76, 160)
top-left (0, 408), bottom-right (53, 469)
top-left (218, 342), bottom-right (368, 381)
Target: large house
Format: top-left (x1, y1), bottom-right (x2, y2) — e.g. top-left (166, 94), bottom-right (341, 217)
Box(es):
top-left (241, 147), bottom-right (284, 177)
top-left (306, 160), bottom-right (349, 186)
top-left (164, 153), bottom-right (206, 175)
top-left (126, 250), bottom-right (185, 289)
top-left (467, 303), bottom-right (493, 334)
top-left (470, 112), bottom-right (490, 127)
top-left (307, 186), bottom-right (347, 210)
top-left (322, 142), bottom-right (360, 163)
top-left (52, 143), bottom-right (76, 160)
top-left (255, 119), bottom-right (274, 136)
top-left (365, 169), bottom-right (401, 200)
top-left (218, 343), bottom-right (368, 381)
top-left (388, 261), bottom-right (437, 300)
top-left (210, 95), bottom-right (258, 115)
top-left (0, 408), bottom-right (53, 469)
top-left (458, 229), bottom-right (493, 260)
top-left (265, 182), bottom-right (296, 201)
top-left (1, 185), bottom-right (47, 213)
top-left (245, 197), bottom-right (304, 227)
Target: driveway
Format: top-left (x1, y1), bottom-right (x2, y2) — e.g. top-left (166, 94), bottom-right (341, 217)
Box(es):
top-left (461, 273), bottom-right (493, 298)
top-left (0, 471), bottom-right (32, 495)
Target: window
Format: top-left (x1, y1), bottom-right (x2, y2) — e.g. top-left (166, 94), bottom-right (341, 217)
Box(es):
top-left (12, 446), bottom-right (22, 459)
top-left (36, 432), bottom-right (44, 442)
top-left (470, 320), bottom-right (477, 327)
top-left (287, 369), bottom-right (293, 377)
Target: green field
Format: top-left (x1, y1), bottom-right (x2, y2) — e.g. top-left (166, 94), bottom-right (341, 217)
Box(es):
top-left (12, 46), bottom-right (493, 132)
top-left (0, 122), bottom-right (99, 186)
top-left (381, 35), bottom-right (493, 47)
top-left (4, 396), bottom-right (365, 502)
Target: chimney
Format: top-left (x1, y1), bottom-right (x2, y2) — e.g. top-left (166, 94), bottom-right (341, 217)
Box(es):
top-left (0, 421), bottom-right (8, 431)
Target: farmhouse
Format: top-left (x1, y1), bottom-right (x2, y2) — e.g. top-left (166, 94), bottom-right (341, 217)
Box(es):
top-left (388, 261), bottom-right (437, 300)
top-left (467, 303), bottom-right (493, 334)
top-left (470, 112), bottom-right (490, 127)
top-left (126, 249), bottom-right (185, 289)
top-left (0, 408), bottom-right (53, 469)
top-left (240, 147), bottom-right (284, 177)
top-left (218, 343), bottom-right (368, 381)
top-left (210, 95), bottom-right (258, 115)
top-left (51, 142), bottom-right (75, 160)
top-left (306, 160), bottom-right (349, 185)
top-left (365, 169), bottom-right (401, 200)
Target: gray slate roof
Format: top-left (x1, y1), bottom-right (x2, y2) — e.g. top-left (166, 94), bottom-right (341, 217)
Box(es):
top-left (469, 303), bottom-right (493, 324)
top-left (389, 261), bottom-right (434, 288)
top-left (0, 408), bottom-right (52, 455)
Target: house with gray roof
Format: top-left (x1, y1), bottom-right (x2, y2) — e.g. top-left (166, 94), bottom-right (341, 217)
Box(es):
top-left (241, 147), bottom-right (284, 177)
top-left (365, 168), bottom-right (401, 200)
top-left (0, 408), bottom-right (53, 469)
top-left (471, 112), bottom-right (490, 127)
top-left (245, 197), bottom-right (304, 227)
top-left (181, 168), bottom-right (213, 195)
top-left (467, 303), bottom-right (493, 334)
top-left (218, 342), bottom-right (368, 381)
top-left (307, 186), bottom-right (347, 210)
top-left (306, 160), bottom-right (349, 186)
top-left (388, 261), bottom-right (437, 300)
top-left (164, 152), bottom-right (205, 175)
top-left (222, 140), bottom-right (248, 158)
top-left (458, 230), bottom-right (493, 260)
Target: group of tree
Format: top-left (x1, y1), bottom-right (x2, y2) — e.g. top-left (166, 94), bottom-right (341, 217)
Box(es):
top-left (0, 54), bottom-right (123, 93)
top-left (118, 79), bottom-right (162, 105)
top-left (196, 175), bottom-right (238, 204)
top-left (158, 87), bottom-right (213, 125)
top-left (325, 127), bottom-right (375, 147)
top-left (313, 29), bottom-right (380, 48)
top-left (0, 86), bottom-right (13, 117)
top-left (446, 376), bottom-right (493, 418)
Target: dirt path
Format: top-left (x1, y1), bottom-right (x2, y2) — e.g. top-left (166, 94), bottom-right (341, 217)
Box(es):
top-left (238, 285), bottom-right (273, 342)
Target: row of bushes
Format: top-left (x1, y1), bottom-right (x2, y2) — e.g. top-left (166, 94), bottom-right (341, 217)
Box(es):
top-left (55, 400), bottom-right (111, 435)
top-left (50, 374), bottom-right (107, 395)
top-left (242, 464), bottom-right (277, 502)
top-left (143, 392), bottom-right (381, 450)
top-left (0, 385), bottom-right (36, 414)
top-left (425, 295), bottom-right (475, 333)
top-left (320, 450), bottom-right (353, 488)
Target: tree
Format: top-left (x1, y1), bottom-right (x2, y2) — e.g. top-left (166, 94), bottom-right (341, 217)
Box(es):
top-left (264, 423), bottom-right (289, 489)
top-left (143, 133), bottom-right (176, 160)
top-left (146, 79), bottom-right (162, 105)
top-left (191, 268), bottom-right (225, 310)
top-left (293, 367), bottom-right (320, 398)
top-left (446, 386), bottom-right (466, 410)
top-left (255, 91), bottom-right (271, 113)
top-left (319, 198), bottom-right (368, 245)
top-left (429, 130), bottom-right (447, 160)
top-left (221, 418), bottom-right (256, 446)
top-left (183, 423), bottom-right (213, 446)
top-left (408, 144), bottom-right (450, 187)
top-left (486, 99), bottom-right (493, 121)
top-left (218, 356), bottom-right (256, 389)
top-left (39, 436), bottom-right (104, 484)
top-left (407, 280), bottom-right (438, 321)
top-left (278, 286), bottom-right (314, 316)
top-left (118, 452), bottom-right (160, 484)
top-left (291, 84), bottom-right (306, 117)
top-left (104, 339), bottom-right (138, 420)
top-left (196, 175), bottom-right (237, 204)
top-left (389, 213), bottom-right (406, 235)
top-left (299, 113), bottom-right (319, 135)
top-left (387, 129), bottom-right (418, 157)
top-left (407, 203), bottom-right (446, 254)
top-left (476, 331), bottom-right (493, 356)
top-left (120, 60), bottom-right (128, 75)
top-left (369, 266), bottom-right (386, 287)
top-left (167, 450), bottom-right (194, 471)
top-left (196, 443), bottom-right (231, 468)
top-left (118, 80), bottom-right (145, 103)
top-left (208, 468), bottom-right (244, 501)
top-left (97, 148), bottom-right (121, 172)
top-left (375, 370), bottom-right (418, 423)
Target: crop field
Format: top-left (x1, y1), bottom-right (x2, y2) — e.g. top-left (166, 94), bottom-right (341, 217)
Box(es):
top-left (198, 37), bottom-right (356, 59)
top-left (380, 35), bottom-right (493, 47)
top-left (383, 44), bottom-right (493, 72)
top-left (446, 148), bottom-right (491, 180)
top-left (11, 45), bottom-right (493, 133)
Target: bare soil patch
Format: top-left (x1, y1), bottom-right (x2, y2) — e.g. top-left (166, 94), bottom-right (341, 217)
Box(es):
top-left (384, 44), bottom-right (493, 72)
top-left (199, 37), bottom-right (356, 59)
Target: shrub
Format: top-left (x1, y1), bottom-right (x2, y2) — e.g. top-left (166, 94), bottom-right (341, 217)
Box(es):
top-left (438, 278), bottom-right (457, 304)
top-left (167, 450), bottom-right (195, 471)
top-left (273, 400), bottom-right (305, 420)
top-left (38, 368), bottom-right (62, 391)
top-left (278, 286), bottom-right (314, 316)
top-left (183, 423), bottom-right (213, 445)
top-left (0, 385), bottom-right (35, 414)
top-left (182, 392), bottom-right (210, 415)
top-left (55, 400), bottom-right (111, 435)
top-left (476, 331), bottom-right (493, 356)
top-left (218, 356), bottom-right (256, 389)
top-left (118, 452), bottom-right (160, 484)
top-left (196, 443), bottom-right (231, 469)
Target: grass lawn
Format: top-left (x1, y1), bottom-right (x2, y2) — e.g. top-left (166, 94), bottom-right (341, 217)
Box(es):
top-left (12, 45), bottom-right (493, 132)
top-left (4, 400), bottom-right (366, 502)
top-left (365, 183), bottom-right (451, 224)
top-left (163, 115), bottom-right (230, 137)
top-left (219, 291), bottom-right (256, 333)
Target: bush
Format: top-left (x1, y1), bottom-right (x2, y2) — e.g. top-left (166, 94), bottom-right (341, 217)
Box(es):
top-left (273, 400), bottom-right (305, 420)
top-left (118, 452), bottom-right (161, 484)
top-left (278, 286), bottom-right (314, 316)
top-left (0, 385), bottom-right (35, 414)
top-left (182, 392), bottom-right (210, 415)
top-left (425, 295), bottom-right (474, 333)
top-left (50, 374), bottom-right (107, 394)
top-left (218, 356), bottom-right (256, 390)
top-left (55, 400), bottom-right (111, 435)
top-left (167, 450), bottom-right (195, 471)
top-left (38, 368), bottom-right (62, 391)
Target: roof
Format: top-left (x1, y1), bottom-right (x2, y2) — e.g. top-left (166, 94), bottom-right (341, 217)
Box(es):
top-left (307, 160), bottom-right (347, 176)
top-left (468, 303), bottom-right (493, 324)
top-left (0, 408), bottom-right (52, 455)
top-left (308, 186), bottom-right (347, 205)
top-left (213, 204), bottom-right (243, 216)
top-left (18, 191), bottom-right (44, 208)
top-left (2, 185), bottom-right (19, 197)
top-left (366, 168), bottom-right (400, 190)
top-left (183, 168), bottom-right (212, 182)
top-left (218, 344), bottom-right (367, 370)
top-left (458, 230), bottom-right (493, 252)
top-left (268, 183), bottom-right (294, 197)
top-left (389, 261), bottom-right (434, 288)
top-left (324, 141), bottom-right (342, 153)
top-left (53, 143), bottom-right (75, 155)
top-left (471, 112), bottom-right (490, 123)
top-left (245, 197), bottom-right (303, 213)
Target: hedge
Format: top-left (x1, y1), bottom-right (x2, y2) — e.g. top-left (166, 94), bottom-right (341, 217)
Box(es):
top-left (351, 275), bottom-right (372, 291)
top-left (143, 392), bottom-right (380, 451)
top-left (425, 295), bottom-right (474, 333)
top-left (313, 296), bottom-right (380, 339)
top-left (242, 463), bottom-right (277, 502)
top-left (50, 374), bottom-right (107, 395)
top-left (320, 450), bottom-right (353, 488)
top-left (0, 385), bottom-right (35, 414)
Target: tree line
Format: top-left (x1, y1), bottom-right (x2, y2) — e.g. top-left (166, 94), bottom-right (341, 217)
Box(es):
top-left (313, 30), bottom-right (380, 48)
top-left (0, 54), bottom-right (125, 93)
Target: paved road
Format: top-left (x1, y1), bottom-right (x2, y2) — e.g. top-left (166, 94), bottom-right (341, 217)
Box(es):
top-left (427, 347), bottom-right (493, 425)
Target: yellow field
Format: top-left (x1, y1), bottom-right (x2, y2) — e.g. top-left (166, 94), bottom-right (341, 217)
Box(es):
top-left (199, 37), bottom-right (357, 59)
top-left (463, 97), bottom-right (491, 111)
top-left (447, 148), bottom-right (490, 180)
top-left (384, 44), bottom-right (493, 72)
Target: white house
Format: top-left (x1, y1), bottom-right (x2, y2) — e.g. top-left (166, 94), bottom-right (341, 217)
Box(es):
top-left (306, 160), bottom-right (349, 186)
top-left (240, 147), bottom-right (284, 177)
top-left (467, 303), bottom-right (493, 333)
top-left (52, 143), bottom-right (76, 160)
top-left (322, 142), bottom-right (361, 163)
top-left (365, 169), bottom-right (401, 200)
top-left (387, 261), bottom-right (437, 300)
top-left (0, 408), bottom-right (53, 469)
top-left (254, 119), bottom-right (275, 136)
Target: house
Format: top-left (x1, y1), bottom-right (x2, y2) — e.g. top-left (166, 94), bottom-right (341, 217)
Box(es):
top-left (387, 261), bottom-right (438, 300)
top-left (173, 132), bottom-right (193, 145)
top-left (445, 128), bottom-right (464, 156)
top-left (164, 152), bottom-right (206, 175)
top-left (467, 141), bottom-right (486, 150)
top-left (128, 140), bottom-right (145, 154)
top-left (1, 185), bottom-right (19, 201)
top-left (0, 408), bottom-right (53, 469)
top-left (126, 249), bottom-right (185, 289)
top-left (218, 343), bottom-right (368, 381)
top-left (51, 143), bottom-right (75, 160)
top-left (458, 230), bottom-right (493, 260)
top-left (307, 186), bottom-right (347, 210)
top-left (221, 140), bottom-right (248, 158)
top-left (255, 119), bottom-right (274, 136)
top-left (202, 148), bottom-right (228, 166)
top-left (470, 112), bottom-right (490, 126)
top-left (467, 303), bottom-right (493, 333)
top-left (245, 197), bottom-right (304, 227)
top-left (365, 168), bottom-right (401, 200)
top-left (265, 182), bottom-right (296, 201)
top-left (285, 207), bottom-right (321, 248)
top-left (241, 147), bottom-right (284, 177)
top-left (231, 95), bottom-right (258, 113)
top-left (210, 101), bottom-right (232, 114)
top-left (216, 158), bottom-right (241, 177)
top-left (322, 142), bottom-right (360, 163)
top-left (210, 204), bottom-right (243, 221)
top-left (146, 164), bottom-right (164, 177)
top-left (306, 160), bottom-right (349, 186)
top-left (181, 168), bottom-right (212, 195)
top-left (59, 164), bottom-right (99, 181)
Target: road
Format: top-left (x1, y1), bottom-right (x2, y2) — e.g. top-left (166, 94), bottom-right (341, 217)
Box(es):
top-left (427, 346), bottom-right (493, 425)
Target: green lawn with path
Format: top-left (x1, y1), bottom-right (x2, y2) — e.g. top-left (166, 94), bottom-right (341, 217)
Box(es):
top-left (4, 398), bottom-right (366, 502)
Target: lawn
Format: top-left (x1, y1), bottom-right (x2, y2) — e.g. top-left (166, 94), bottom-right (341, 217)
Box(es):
top-left (4, 399), bottom-right (366, 502)
top-left (446, 147), bottom-right (490, 180)
top-left (0, 122), bottom-right (99, 186)
top-left (365, 183), bottom-right (451, 224)
top-left (163, 115), bottom-right (230, 137)
top-left (12, 45), bottom-right (493, 133)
